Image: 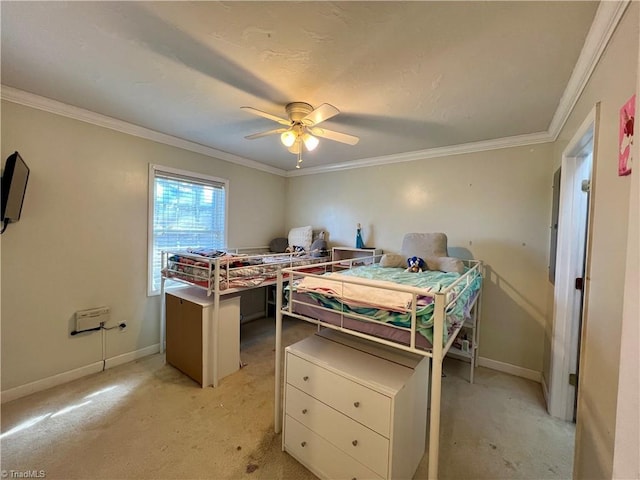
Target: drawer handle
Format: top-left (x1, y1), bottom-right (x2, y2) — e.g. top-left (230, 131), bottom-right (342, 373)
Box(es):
top-left (303, 376), bottom-right (309, 381)
top-left (352, 440), bottom-right (358, 447)
top-left (301, 441), bottom-right (307, 447)
top-left (353, 401), bottom-right (360, 408)
top-left (302, 409), bottom-right (308, 414)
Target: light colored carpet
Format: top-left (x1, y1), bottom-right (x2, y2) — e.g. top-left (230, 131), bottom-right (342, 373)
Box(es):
top-left (1, 318), bottom-right (574, 479)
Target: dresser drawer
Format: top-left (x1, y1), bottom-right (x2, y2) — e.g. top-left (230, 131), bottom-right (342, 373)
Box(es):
top-left (287, 353), bottom-right (391, 436)
top-left (284, 415), bottom-right (384, 480)
top-left (286, 384), bottom-right (389, 478)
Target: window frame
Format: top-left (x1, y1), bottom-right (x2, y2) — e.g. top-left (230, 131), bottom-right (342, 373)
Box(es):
top-left (147, 164), bottom-right (229, 296)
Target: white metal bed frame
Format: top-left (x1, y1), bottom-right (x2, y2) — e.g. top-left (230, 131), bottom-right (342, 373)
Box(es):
top-left (159, 247), bottom-right (329, 385)
top-left (274, 258), bottom-right (483, 480)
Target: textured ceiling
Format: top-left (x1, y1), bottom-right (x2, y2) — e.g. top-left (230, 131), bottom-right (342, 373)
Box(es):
top-left (1, 1), bottom-right (599, 172)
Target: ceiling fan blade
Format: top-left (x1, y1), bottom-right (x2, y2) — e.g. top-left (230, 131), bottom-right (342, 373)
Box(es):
top-left (241, 106), bottom-right (291, 126)
top-left (245, 128), bottom-right (287, 140)
top-left (309, 127), bottom-right (360, 146)
top-left (302, 103), bottom-right (340, 126)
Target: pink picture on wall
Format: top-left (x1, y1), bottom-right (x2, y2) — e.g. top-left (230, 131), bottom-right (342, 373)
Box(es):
top-left (618, 94), bottom-right (635, 176)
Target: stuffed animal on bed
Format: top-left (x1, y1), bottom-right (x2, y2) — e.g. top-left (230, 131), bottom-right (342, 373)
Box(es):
top-left (406, 256), bottom-right (426, 273)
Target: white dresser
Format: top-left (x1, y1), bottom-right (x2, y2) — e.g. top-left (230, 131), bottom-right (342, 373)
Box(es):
top-left (283, 330), bottom-right (429, 480)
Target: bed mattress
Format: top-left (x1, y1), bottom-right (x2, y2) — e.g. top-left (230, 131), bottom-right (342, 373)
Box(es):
top-left (164, 251), bottom-right (328, 290)
top-left (288, 265), bottom-right (482, 350)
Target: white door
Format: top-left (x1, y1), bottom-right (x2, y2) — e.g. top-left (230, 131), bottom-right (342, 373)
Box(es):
top-left (548, 107), bottom-right (596, 422)
top-left (567, 152), bottom-right (591, 421)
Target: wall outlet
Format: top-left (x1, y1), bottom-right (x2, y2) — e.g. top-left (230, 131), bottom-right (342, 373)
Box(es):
top-left (118, 322), bottom-right (127, 332)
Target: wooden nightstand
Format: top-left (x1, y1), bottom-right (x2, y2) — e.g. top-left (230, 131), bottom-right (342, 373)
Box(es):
top-left (331, 247), bottom-right (382, 271)
top-left (165, 287), bottom-right (240, 387)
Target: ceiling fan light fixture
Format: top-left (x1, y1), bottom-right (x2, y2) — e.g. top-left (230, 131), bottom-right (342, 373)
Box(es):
top-left (288, 140), bottom-right (302, 154)
top-left (242, 102), bottom-right (360, 170)
top-left (280, 130), bottom-right (296, 147)
top-left (302, 133), bottom-right (319, 151)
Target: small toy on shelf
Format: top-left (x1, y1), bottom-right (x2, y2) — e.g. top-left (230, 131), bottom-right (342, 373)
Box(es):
top-left (355, 223), bottom-right (365, 249)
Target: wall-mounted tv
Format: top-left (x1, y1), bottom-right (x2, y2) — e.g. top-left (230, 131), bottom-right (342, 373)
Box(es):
top-left (1, 151), bottom-right (30, 232)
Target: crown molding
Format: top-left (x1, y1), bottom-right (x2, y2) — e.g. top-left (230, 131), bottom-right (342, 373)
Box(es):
top-left (1, 84), bottom-right (551, 178)
top-left (547, 0), bottom-right (630, 140)
top-left (1, 1), bottom-right (627, 178)
top-left (286, 131), bottom-right (553, 177)
top-left (0, 86), bottom-right (287, 177)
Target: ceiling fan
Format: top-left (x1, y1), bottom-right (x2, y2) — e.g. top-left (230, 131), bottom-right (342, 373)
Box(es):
top-left (241, 102), bottom-right (359, 168)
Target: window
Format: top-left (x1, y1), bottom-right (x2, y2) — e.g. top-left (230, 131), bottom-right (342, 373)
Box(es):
top-left (148, 165), bottom-right (228, 295)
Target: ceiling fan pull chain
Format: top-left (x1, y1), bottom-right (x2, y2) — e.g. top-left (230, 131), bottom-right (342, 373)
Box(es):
top-left (296, 142), bottom-right (303, 169)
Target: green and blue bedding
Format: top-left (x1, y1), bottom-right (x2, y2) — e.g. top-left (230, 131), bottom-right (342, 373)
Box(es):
top-left (293, 264), bottom-right (482, 347)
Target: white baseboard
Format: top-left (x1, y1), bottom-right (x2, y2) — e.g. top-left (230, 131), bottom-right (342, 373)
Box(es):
top-left (1, 362), bottom-right (104, 404)
top-left (1, 344), bottom-right (160, 404)
top-left (541, 373), bottom-right (550, 407)
top-left (103, 344), bottom-right (160, 370)
top-left (478, 356), bottom-right (542, 383)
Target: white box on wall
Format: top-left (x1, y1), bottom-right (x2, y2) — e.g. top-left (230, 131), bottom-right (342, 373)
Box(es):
top-left (75, 307), bottom-right (110, 331)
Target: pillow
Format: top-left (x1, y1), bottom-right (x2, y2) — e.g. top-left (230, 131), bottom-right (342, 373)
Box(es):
top-left (310, 238), bottom-right (328, 257)
top-left (288, 225), bottom-right (313, 252)
top-left (400, 233), bottom-right (463, 273)
top-left (401, 233), bottom-right (448, 259)
top-left (425, 256), bottom-right (464, 274)
top-left (269, 237), bottom-right (288, 253)
top-left (379, 253), bottom-right (406, 268)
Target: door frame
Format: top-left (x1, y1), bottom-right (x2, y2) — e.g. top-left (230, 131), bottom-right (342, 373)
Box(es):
top-left (548, 105), bottom-right (598, 421)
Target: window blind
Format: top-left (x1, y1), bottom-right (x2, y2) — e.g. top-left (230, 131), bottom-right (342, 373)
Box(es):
top-left (150, 167), bottom-right (227, 294)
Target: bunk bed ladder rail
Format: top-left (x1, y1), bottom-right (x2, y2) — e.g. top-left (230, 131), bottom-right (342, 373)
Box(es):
top-left (275, 269), bottom-right (285, 436)
top-left (410, 292), bottom-right (417, 350)
top-left (160, 251), bottom-right (167, 354)
top-left (212, 257), bottom-right (222, 386)
top-left (428, 291), bottom-right (446, 480)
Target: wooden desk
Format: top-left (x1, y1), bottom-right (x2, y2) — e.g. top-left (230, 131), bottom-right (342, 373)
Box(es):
top-left (165, 286), bottom-right (240, 387)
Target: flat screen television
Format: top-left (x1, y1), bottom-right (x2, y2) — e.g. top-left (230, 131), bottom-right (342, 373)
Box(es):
top-left (1, 151), bottom-right (30, 229)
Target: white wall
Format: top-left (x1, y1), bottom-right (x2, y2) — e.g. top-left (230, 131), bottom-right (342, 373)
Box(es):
top-left (550, 3), bottom-right (638, 478)
top-left (612, 4), bottom-right (640, 479)
top-left (612, 92), bottom-right (639, 480)
top-left (0, 100), bottom-right (286, 392)
top-left (286, 143), bottom-right (555, 373)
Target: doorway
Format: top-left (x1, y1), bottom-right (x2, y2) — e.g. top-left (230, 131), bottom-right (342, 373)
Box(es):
top-left (548, 106), bottom-right (597, 422)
